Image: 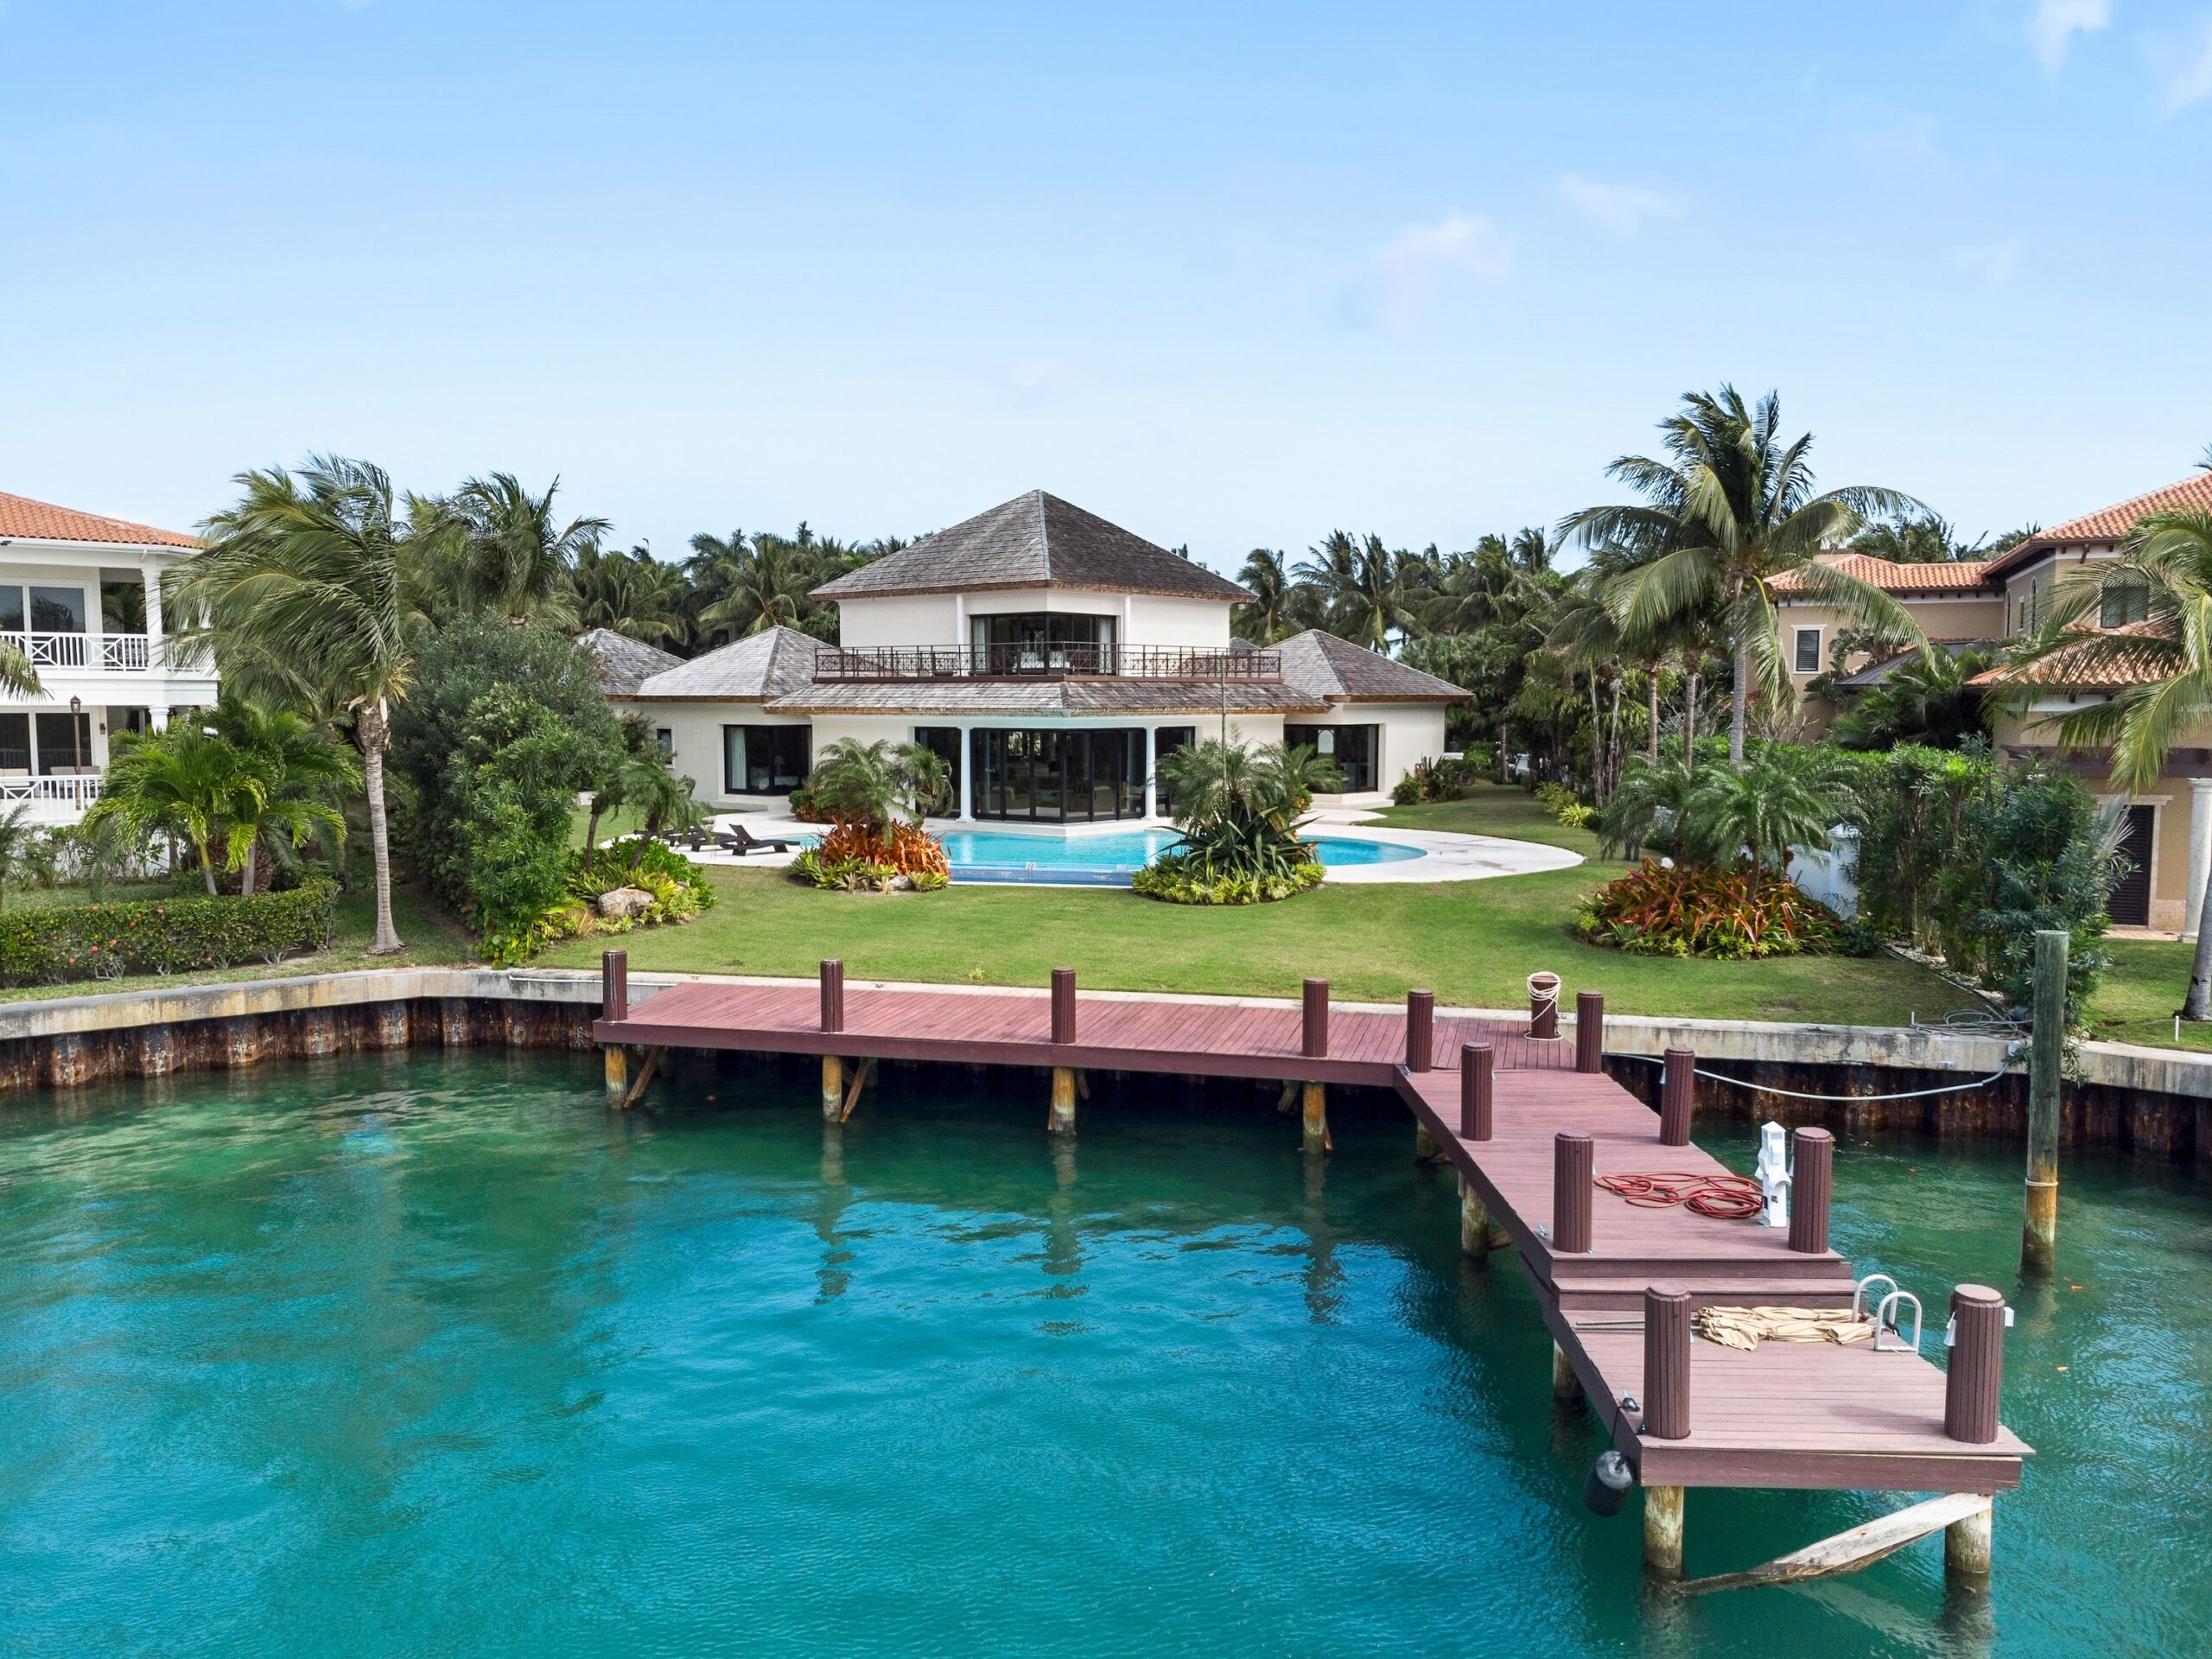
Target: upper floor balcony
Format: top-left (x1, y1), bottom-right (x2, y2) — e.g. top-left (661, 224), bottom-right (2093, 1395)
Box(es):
top-left (812, 643), bottom-right (1282, 682)
top-left (0, 631), bottom-right (209, 677)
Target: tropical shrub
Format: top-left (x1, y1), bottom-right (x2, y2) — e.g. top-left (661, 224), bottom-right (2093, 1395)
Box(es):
top-left (1574, 861), bottom-right (1844, 959)
top-left (1390, 754), bottom-right (1478, 806)
top-left (810, 819), bottom-right (949, 879)
top-left (786, 785), bottom-right (829, 823)
top-left (1140, 739), bottom-right (1340, 904)
top-left (0, 879), bottom-right (339, 986)
top-left (787, 739), bottom-right (950, 886)
top-left (1132, 855), bottom-right (1325, 906)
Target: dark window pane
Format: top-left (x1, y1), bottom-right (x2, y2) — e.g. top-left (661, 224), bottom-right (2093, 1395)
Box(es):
top-left (35, 712), bottom-right (91, 773)
top-left (29, 587), bottom-right (85, 632)
top-left (0, 712), bottom-right (28, 772)
top-left (0, 587), bottom-right (22, 632)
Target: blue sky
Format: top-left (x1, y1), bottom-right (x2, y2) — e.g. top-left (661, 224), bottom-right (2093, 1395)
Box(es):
top-left (3, 1), bottom-right (2209, 575)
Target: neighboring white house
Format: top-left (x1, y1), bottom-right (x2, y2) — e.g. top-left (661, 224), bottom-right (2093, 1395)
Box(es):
top-left (0, 492), bottom-right (219, 823)
top-left (587, 490), bottom-right (1467, 825)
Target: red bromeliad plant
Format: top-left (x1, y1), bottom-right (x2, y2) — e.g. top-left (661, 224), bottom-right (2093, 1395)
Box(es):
top-left (814, 820), bottom-right (949, 879)
top-left (1575, 860), bottom-right (1843, 959)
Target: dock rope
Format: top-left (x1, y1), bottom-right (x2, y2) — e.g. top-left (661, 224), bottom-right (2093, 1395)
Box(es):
top-left (1616, 1052), bottom-right (2012, 1104)
top-left (1594, 1171), bottom-right (1764, 1220)
top-left (1527, 972), bottom-right (1560, 1027)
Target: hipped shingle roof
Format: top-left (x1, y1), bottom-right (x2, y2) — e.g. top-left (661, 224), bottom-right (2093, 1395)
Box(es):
top-left (632, 626), bottom-right (820, 701)
top-left (580, 628), bottom-right (684, 696)
top-left (810, 491), bottom-right (1250, 603)
top-left (1272, 629), bottom-right (1470, 702)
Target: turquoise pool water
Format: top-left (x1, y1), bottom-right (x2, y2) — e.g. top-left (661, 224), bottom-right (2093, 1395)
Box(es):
top-left (1, 1051), bottom-right (2206, 1656)
top-left (928, 828), bottom-right (1424, 884)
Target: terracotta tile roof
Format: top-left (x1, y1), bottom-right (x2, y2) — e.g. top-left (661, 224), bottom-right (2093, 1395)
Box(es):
top-left (1969, 622), bottom-right (2172, 691)
top-left (1984, 472), bottom-right (2212, 577)
top-left (0, 490), bottom-right (199, 550)
top-left (811, 491), bottom-right (1251, 603)
top-left (1769, 553), bottom-right (1995, 594)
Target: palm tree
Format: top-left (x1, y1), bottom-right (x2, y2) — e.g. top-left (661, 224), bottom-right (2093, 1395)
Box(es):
top-left (1152, 738), bottom-right (1344, 880)
top-left (86, 728), bottom-right (268, 895)
top-left (2015, 505), bottom-right (2212, 1015)
top-left (1236, 549), bottom-right (1296, 643)
top-left (804, 738), bottom-right (938, 832)
top-left (209, 694), bottom-right (359, 893)
top-left (613, 749), bottom-right (705, 850)
top-left (0, 804), bottom-right (38, 910)
top-left (1685, 746), bottom-right (1853, 875)
top-left (432, 472), bottom-right (607, 626)
top-left (0, 645), bottom-right (38, 700)
top-left (1826, 645), bottom-right (1996, 751)
top-left (177, 455), bottom-right (417, 950)
top-left (689, 531), bottom-right (817, 643)
top-left (574, 544), bottom-right (687, 646)
top-left (1560, 386), bottom-right (1926, 762)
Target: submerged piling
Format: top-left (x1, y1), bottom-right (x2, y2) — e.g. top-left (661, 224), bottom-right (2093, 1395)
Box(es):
top-left (2022, 929), bottom-right (2066, 1275)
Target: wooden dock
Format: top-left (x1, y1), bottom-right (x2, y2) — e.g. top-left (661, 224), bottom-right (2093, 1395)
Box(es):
top-left (594, 958), bottom-right (2031, 1586)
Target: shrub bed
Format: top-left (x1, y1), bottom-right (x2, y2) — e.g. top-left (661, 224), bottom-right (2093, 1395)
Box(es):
top-left (788, 822), bottom-right (950, 893)
top-left (0, 879), bottom-right (340, 986)
top-left (1132, 852), bottom-right (1325, 906)
top-left (1574, 861), bottom-right (1846, 959)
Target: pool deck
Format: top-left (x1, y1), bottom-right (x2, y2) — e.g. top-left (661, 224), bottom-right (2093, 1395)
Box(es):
top-left (597, 967), bottom-right (2031, 1504)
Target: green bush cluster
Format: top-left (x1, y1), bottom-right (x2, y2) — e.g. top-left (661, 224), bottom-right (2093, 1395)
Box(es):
top-left (1132, 852), bottom-right (1325, 906)
top-left (1534, 780), bottom-right (1595, 829)
top-left (0, 879), bottom-right (339, 987)
top-left (1847, 744), bottom-right (2116, 1021)
top-left (1389, 754), bottom-right (1483, 806)
top-left (788, 849), bottom-right (950, 893)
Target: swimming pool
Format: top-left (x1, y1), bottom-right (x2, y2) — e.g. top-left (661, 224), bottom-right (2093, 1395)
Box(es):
top-left (932, 828), bottom-right (1425, 884)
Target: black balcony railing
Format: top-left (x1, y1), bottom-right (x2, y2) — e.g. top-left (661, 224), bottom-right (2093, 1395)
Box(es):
top-left (812, 644), bottom-right (1281, 682)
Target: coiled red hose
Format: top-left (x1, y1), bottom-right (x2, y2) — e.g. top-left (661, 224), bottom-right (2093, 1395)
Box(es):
top-left (1595, 1171), bottom-right (1764, 1221)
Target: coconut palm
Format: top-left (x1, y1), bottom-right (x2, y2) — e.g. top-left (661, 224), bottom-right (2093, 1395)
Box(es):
top-left (86, 728), bottom-right (269, 895)
top-left (429, 472), bottom-right (607, 626)
top-left (689, 531), bottom-right (817, 643)
top-left (1235, 549), bottom-right (1296, 643)
top-left (1560, 386), bottom-right (1927, 763)
top-left (573, 544), bottom-right (687, 647)
top-left (176, 455), bottom-right (417, 950)
top-left (209, 694), bottom-right (359, 893)
top-left (2019, 505), bottom-right (2212, 1015)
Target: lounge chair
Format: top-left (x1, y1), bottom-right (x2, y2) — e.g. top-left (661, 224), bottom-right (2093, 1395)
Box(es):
top-left (715, 822), bottom-right (794, 855)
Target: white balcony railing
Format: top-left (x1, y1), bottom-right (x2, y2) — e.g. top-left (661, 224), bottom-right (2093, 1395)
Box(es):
top-left (0, 632), bottom-right (155, 672)
top-left (0, 772), bottom-right (104, 807)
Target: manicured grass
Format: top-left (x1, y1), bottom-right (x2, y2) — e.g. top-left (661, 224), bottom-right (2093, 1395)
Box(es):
top-left (540, 785), bottom-right (1960, 1024)
top-left (2087, 938), bottom-right (2212, 1052)
top-left (1369, 783), bottom-right (1611, 860)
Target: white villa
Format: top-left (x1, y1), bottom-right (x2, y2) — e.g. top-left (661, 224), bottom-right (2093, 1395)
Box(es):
top-left (590, 491), bottom-right (1468, 824)
top-left (0, 492), bottom-right (218, 823)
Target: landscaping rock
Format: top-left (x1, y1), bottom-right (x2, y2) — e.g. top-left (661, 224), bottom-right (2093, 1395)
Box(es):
top-left (596, 887), bottom-right (655, 920)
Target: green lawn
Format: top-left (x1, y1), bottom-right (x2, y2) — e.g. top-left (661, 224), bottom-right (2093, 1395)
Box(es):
top-left (2087, 938), bottom-right (2212, 1052)
top-left (540, 785), bottom-right (1962, 1023)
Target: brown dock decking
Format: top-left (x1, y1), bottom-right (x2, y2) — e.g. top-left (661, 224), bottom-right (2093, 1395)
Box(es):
top-left (594, 970), bottom-right (2030, 1503)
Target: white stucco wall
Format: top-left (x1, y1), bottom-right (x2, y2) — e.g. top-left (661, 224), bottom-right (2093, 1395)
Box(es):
top-left (1124, 594), bottom-right (1234, 648)
top-left (619, 701), bottom-right (812, 805)
top-left (832, 594), bottom-right (962, 649)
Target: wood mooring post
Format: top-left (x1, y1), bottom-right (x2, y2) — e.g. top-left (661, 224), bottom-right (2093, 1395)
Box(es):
top-left (1789, 1128), bottom-right (1834, 1255)
top-left (1302, 978), bottom-right (1329, 1059)
top-left (1660, 1046), bottom-right (1693, 1146)
top-left (1552, 1129), bottom-right (1593, 1253)
top-left (2022, 928), bottom-right (2066, 1275)
top-left (1574, 990), bottom-right (1604, 1073)
top-left (601, 949), bottom-right (628, 1024)
top-left (1460, 1042), bottom-right (1492, 1141)
top-left (1529, 971), bottom-right (1560, 1039)
top-left (1943, 1283), bottom-right (2009, 1584)
top-left (819, 958), bottom-right (844, 1034)
top-left (1051, 967), bottom-right (1077, 1046)
top-left (1405, 988), bottom-right (1433, 1072)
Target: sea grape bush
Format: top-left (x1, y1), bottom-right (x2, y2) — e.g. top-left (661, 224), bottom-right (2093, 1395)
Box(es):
top-left (0, 879), bottom-right (338, 987)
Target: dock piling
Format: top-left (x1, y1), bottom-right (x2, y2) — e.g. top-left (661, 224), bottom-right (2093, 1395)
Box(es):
top-left (1461, 1042), bottom-right (1493, 1140)
top-left (1405, 989), bottom-right (1433, 1072)
top-left (1944, 1284), bottom-right (2008, 1445)
top-left (1944, 1505), bottom-right (1993, 1581)
top-left (1643, 1282), bottom-right (1692, 1439)
top-left (1301, 1081), bottom-right (1328, 1154)
top-left (1552, 1130), bottom-right (1593, 1253)
top-left (1051, 968), bottom-right (1077, 1045)
top-left (1660, 1047), bottom-right (1693, 1146)
top-left (1302, 978), bottom-right (1329, 1059)
top-left (1550, 1340), bottom-right (1583, 1402)
top-left (819, 959), bottom-right (844, 1034)
top-left (1574, 991), bottom-right (1604, 1073)
top-left (603, 1044), bottom-right (627, 1103)
top-left (601, 950), bottom-right (628, 1024)
top-left (2022, 929), bottom-right (2066, 1275)
top-left (1529, 971), bottom-right (1560, 1039)
top-left (1643, 1485), bottom-right (1686, 1578)
top-left (1789, 1128), bottom-right (1834, 1254)
top-left (1049, 1066), bottom-right (1077, 1135)
top-left (821, 1055), bottom-right (843, 1122)
top-left (1459, 1175), bottom-right (1491, 1257)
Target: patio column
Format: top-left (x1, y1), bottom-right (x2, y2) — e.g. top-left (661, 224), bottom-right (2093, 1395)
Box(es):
top-left (141, 561), bottom-right (165, 671)
top-left (149, 705), bottom-right (170, 733)
top-left (1143, 725), bottom-right (1158, 819)
top-left (2186, 779), bottom-right (2212, 941)
top-left (957, 725), bottom-right (975, 821)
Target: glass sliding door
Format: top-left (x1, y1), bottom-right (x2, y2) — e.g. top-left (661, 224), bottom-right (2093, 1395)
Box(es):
top-left (968, 728), bottom-right (1145, 821)
top-left (1286, 724), bottom-right (1378, 792)
top-left (722, 724), bottom-right (810, 794)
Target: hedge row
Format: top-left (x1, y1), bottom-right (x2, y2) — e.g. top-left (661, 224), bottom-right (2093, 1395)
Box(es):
top-left (0, 879), bottom-right (340, 987)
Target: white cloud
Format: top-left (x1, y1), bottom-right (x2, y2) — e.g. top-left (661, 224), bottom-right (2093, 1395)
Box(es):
top-left (1374, 212), bottom-right (1509, 327)
top-left (1950, 238), bottom-right (2024, 283)
top-left (1556, 174), bottom-right (1684, 234)
top-left (2163, 22), bottom-right (2212, 111)
top-left (2029, 0), bottom-right (2111, 75)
